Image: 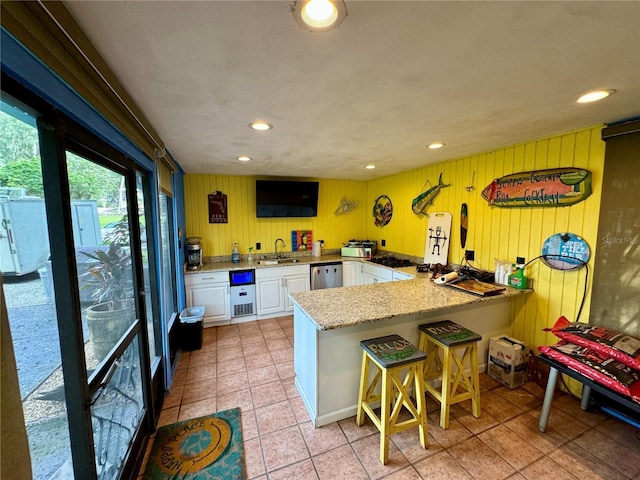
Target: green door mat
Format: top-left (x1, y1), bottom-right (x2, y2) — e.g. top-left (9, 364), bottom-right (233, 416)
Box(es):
top-left (143, 407), bottom-right (245, 479)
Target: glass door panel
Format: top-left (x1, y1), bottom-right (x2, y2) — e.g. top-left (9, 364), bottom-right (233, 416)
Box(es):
top-left (1, 100), bottom-right (73, 478)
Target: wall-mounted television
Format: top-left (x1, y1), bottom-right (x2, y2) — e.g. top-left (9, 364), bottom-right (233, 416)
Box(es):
top-left (256, 180), bottom-right (319, 218)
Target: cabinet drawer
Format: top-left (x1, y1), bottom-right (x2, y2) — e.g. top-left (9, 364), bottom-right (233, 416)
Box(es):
top-left (255, 264), bottom-right (309, 279)
top-left (184, 270), bottom-right (228, 285)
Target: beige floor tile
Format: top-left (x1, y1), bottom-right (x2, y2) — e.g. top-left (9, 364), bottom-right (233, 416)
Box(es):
top-left (244, 351), bottom-right (274, 370)
top-left (549, 442), bottom-right (629, 480)
top-left (479, 390), bottom-right (525, 423)
top-left (426, 414), bottom-right (473, 449)
top-left (478, 424), bottom-right (544, 471)
top-left (157, 406), bottom-right (179, 427)
top-left (217, 344), bottom-right (244, 362)
top-left (448, 436), bottom-right (516, 480)
top-left (240, 408), bottom-right (259, 440)
top-left (251, 380), bottom-right (288, 408)
top-left (267, 337), bottom-right (293, 352)
top-left (275, 360), bottom-right (294, 380)
top-left (187, 350), bottom-right (216, 367)
top-left (494, 385), bottom-right (543, 412)
top-left (181, 381), bottom-right (216, 404)
top-left (241, 333), bottom-right (266, 347)
top-left (255, 399), bottom-right (297, 434)
top-left (242, 340), bottom-right (269, 356)
top-left (216, 388), bottom-right (254, 413)
top-left (185, 363), bottom-right (217, 384)
top-left (312, 444), bottom-right (369, 480)
top-left (267, 459), bottom-right (319, 480)
top-left (573, 428), bottom-right (640, 478)
top-left (450, 403), bottom-right (499, 435)
top-left (262, 327), bottom-right (286, 340)
top-left (216, 335), bottom-right (241, 349)
top-left (162, 383), bottom-right (184, 409)
top-left (351, 430), bottom-right (409, 479)
top-left (260, 425), bottom-right (309, 472)
top-left (413, 450), bottom-right (474, 479)
top-left (247, 364), bottom-right (280, 387)
top-left (299, 420), bottom-right (348, 456)
top-left (381, 465), bottom-right (423, 480)
top-left (282, 376), bottom-right (300, 399)
top-left (595, 417), bottom-right (640, 450)
top-left (289, 396), bottom-right (312, 424)
top-left (258, 318), bottom-right (282, 331)
top-left (243, 437), bottom-right (266, 479)
top-left (390, 426), bottom-right (442, 464)
top-left (504, 413), bottom-right (568, 454)
top-left (216, 371), bottom-right (249, 396)
top-left (270, 346), bottom-right (294, 364)
top-left (338, 414), bottom-right (379, 443)
top-left (520, 456), bottom-right (580, 479)
top-left (178, 398), bottom-right (216, 421)
top-left (551, 393), bottom-right (608, 427)
top-left (217, 357), bottom-right (247, 376)
top-left (526, 406), bottom-right (590, 440)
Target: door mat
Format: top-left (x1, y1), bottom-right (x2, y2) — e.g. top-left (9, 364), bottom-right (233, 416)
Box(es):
top-left (143, 408), bottom-right (245, 479)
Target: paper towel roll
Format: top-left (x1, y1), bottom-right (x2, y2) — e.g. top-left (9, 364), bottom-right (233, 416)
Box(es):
top-left (312, 241), bottom-right (322, 257)
top-left (435, 271), bottom-right (458, 284)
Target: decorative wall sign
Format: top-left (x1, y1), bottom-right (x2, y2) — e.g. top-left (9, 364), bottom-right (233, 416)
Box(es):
top-left (541, 232), bottom-right (590, 270)
top-left (373, 195), bottom-right (393, 227)
top-left (412, 173), bottom-right (450, 216)
top-left (460, 203), bottom-right (468, 249)
top-left (208, 191), bottom-right (228, 223)
top-left (482, 168), bottom-right (592, 208)
top-left (291, 230), bottom-right (312, 251)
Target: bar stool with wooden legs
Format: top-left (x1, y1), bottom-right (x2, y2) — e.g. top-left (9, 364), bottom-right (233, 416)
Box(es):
top-left (418, 320), bottom-right (481, 429)
top-left (356, 334), bottom-right (428, 465)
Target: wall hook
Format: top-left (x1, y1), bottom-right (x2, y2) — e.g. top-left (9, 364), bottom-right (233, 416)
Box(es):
top-left (465, 171), bottom-right (476, 192)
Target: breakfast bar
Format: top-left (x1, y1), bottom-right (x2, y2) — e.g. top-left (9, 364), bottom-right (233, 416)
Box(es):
top-left (289, 269), bottom-right (530, 427)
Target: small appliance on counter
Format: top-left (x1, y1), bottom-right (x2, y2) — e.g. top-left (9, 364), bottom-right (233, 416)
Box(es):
top-left (186, 237), bottom-right (203, 270)
top-left (368, 255), bottom-right (415, 268)
top-left (341, 239), bottom-right (377, 258)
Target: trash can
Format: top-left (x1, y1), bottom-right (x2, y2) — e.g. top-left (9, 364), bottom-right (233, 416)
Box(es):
top-left (179, 306), bottom-right (205, 351)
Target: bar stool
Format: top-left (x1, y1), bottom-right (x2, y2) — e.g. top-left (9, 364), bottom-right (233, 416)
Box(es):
top-left (418, 320), bottom-right (481, 429)
top-left (356, 334), bottom-right (428, 465)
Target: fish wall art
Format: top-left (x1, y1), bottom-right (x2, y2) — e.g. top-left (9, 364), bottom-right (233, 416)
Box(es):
top-left (412, 173), bottom-right (450, 216)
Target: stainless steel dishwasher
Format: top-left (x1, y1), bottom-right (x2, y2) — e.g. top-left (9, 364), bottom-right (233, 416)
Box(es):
top-left (311, 262), bottom-right (343, 290)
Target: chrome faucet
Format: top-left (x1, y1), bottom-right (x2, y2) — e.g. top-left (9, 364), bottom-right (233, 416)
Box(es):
top-left (274, 238), bottom-right (286, 259)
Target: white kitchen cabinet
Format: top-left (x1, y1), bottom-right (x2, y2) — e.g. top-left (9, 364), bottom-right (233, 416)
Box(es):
top-left (184, 271), bottom-right (231, 326)
top-left (362, 262), bottom-right (393, 284)
top-left (392, 271), bottom-right (414, 281)
top-left (256, 265), bottom-right (310, 316)
top-left (342, 261), bottom-right (356, 287)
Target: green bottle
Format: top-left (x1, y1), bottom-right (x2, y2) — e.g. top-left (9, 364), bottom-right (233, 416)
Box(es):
top-left (508, 267), bottom-right (527, 290)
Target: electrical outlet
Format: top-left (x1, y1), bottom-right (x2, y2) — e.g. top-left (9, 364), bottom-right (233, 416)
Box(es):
top-left (465, 250), bottom-right (475, 261)
top-left (256, 242), bottom-right (261, 250)
top-left (381, 239), bottom-right (386, 247)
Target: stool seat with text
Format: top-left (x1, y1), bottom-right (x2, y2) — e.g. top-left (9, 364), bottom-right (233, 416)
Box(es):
top-left (418, 320), bottom-right (481, 429)
top-left (356, 334), bottom-right (428, 464)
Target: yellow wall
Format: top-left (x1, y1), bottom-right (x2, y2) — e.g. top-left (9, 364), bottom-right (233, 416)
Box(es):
top-left (184, 125), bottom-right (605, 350)
top-left (366, 125), bottom-right (605, 349)
top-left (183, 175), bottom-right (367, 256)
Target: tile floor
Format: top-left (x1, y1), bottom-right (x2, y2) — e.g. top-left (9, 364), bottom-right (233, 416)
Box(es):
top-left (139, 316), bottom-right (640, 480)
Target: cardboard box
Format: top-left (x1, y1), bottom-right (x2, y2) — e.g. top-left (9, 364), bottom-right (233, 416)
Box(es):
top-left (487, 336), bottom-right (528, 389)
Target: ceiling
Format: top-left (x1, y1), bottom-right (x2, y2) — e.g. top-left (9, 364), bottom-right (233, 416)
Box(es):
top-left (64, 1), bottom-right (640, 180)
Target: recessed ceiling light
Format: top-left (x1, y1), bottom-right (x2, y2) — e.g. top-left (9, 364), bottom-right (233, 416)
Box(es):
top-left (293, 0), bottom-right (347, 32)
top-left (237, 156), bottom-right (252, 162)
top-left (428, 142), bottom-right (445, 149)
top-left (365, 164), bottom-right (376, 170)
top-left (249, 121), bottom-right (273, 131)
top-left (576, 89), bottom-right (616, 103)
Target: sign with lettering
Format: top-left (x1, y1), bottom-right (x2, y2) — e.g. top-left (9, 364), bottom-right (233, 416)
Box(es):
top-left (482, 168), bottom-right (592, 208)
top-left (541, 232), bottom-right (590, 270)
top-left (360, 334), bottom-right (425, 368)
top-left (419, 320), bottom-right (481, 347)
top-left (208, 191), bottom-right (228, 223)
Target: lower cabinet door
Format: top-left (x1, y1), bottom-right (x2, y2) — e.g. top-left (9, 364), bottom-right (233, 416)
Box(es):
top-left (284, 274), bottom-right (310, 311)
top-left (256, 277), bottom-right (285, 315)
top-left (186, 282), bottom-right (231, 324)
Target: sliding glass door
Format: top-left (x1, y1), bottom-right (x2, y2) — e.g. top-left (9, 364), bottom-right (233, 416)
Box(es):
top-left (1, 91), bottom-right (158, 479)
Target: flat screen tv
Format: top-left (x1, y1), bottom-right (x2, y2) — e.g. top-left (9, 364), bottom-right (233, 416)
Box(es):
top-left (256, 180), bottom-right (319, 218)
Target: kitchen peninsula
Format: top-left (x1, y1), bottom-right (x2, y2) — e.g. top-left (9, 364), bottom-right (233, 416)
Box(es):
top-left (289, 268), bottom-right (530, 427)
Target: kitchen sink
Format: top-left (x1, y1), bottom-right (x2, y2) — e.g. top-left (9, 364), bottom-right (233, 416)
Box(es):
top-left (257, 258), bottom-right (299, 265)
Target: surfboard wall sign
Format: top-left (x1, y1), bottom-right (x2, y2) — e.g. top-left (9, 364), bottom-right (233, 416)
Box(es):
top-left (481, 168), bottom-right (592, 208)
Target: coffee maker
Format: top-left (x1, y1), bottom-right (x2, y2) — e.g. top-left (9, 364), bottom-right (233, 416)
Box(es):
top-left (186, 237), bottom-right (203, 270)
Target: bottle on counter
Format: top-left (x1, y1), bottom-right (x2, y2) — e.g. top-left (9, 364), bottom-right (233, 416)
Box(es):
top-left (248, 246), bottom-right (254, 263)
top-left (508, 266), bottom-right (527, 290)
top-left (232, 242), bottom-right (240, 263)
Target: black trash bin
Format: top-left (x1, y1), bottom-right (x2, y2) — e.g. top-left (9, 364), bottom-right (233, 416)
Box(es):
top-left (179, 306), bottom-right (204, 351)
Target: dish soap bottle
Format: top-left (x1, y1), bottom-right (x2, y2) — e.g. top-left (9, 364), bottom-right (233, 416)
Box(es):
top-left (508, 266), bottom-right (527, 289)
top-left (232, 242), bottom-right (240, 263)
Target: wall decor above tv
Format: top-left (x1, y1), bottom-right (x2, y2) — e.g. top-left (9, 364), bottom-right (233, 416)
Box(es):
top-left (256, 180), bottom-right (319, 218)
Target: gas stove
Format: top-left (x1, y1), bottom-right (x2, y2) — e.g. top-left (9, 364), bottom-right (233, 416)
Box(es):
top-left (369, 256), bottom-right (415, 268)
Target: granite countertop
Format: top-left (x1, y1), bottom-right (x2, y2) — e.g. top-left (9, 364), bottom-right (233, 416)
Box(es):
top-left (289, 270), bottom-right (531, 331)
top-left (185, 254), bottom-right (345, 273)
